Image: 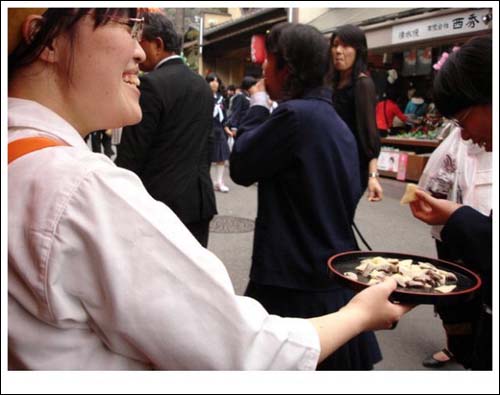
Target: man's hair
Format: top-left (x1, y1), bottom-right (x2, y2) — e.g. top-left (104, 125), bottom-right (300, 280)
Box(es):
top-left (266, 22), bottom-right (330, 99)
top-left (142, 11), bottom-right (181, 54)
top-left (433, 37), bottom-right (492, 118)
top-left (240, 76), bottom-right (258, 91)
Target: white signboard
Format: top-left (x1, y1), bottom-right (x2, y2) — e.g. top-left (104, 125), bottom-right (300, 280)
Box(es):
top-left (392, 9), bottom-right (491, 44)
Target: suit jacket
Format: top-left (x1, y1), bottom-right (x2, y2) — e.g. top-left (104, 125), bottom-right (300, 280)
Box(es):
top-left (116, 58), bottom-right (217, 224)
top-left (230, 87), bottom-right (362, 290)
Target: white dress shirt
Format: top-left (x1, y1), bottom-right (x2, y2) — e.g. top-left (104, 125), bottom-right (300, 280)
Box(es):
top-left (8, 98), bottom-right (320, 370)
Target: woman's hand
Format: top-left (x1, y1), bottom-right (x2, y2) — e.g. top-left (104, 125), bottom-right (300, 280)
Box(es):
top-left (308, 278), bottom-right (412, 363)
top-left (224, 126), bottom-right (235, 137)
top-left (367, 177), bottom-right (383, 201)
top-left (342, 278), bottom-right (412, 331)
top-left (409, 189), bottom-right (462, 225)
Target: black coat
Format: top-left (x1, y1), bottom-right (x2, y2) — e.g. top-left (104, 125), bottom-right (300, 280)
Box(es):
top-left (226, 92), bottom-right (250, 131)
top-left (116, 58), bottom-right (217, 224)
top-left (230, 87), bottom-right (362, 290)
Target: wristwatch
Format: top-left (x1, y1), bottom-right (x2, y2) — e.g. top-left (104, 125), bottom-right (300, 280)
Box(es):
top-left (369, 172), bottom-right (379, 178)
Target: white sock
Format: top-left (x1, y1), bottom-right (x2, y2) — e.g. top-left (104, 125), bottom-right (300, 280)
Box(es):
top-left (216, 163), bottom-right (224, 185)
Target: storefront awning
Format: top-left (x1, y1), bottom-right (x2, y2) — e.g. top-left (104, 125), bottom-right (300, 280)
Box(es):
top-left (308, 8), bottom-right (414, 33)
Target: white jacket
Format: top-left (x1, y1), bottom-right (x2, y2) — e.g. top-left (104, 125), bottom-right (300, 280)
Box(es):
top-left (8, 98), bottom-right (319, 370)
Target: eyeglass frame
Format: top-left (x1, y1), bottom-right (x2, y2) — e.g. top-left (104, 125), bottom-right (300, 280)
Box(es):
top-left (104, 15), bottom-right (144, 41)
top-left (449, 107), bottom-right (472, 130)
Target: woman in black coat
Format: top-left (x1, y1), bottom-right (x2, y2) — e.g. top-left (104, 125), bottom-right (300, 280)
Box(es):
top-left (330, 24), bottom-right (383, 202)
top-left (230, 22), bottom-right (383, 370)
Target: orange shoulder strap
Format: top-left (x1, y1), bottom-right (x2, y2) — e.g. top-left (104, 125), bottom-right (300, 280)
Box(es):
top-left (8, 137), bottom-right (68, 164)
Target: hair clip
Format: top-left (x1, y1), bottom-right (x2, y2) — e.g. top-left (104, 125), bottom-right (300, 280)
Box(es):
top-left (433, 46), bottom-right (460, 71)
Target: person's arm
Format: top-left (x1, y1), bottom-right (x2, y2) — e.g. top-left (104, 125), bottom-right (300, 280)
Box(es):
top-left (367, 158), bottom-right (383, 201)
top-left (230, 82), bottom-right (298, 187)
top-left (115, 77), bottom-right (161, 173)
top-left (355, 77), bottom-right (383, 201)
top-left (390, 100), bottom-right (408, 123)
top-left (410, 189), bottom-right (492, 277)
top-left (409, 189), bottom-right (462, 225)
top-left (53, 162), bottom-right (320, 370)
top-left (441, 206), bottom-right (492, 276)
top-left (310, 278), bottom-right (410, 363)
top-left (226, 94), bottom-right (244, 130)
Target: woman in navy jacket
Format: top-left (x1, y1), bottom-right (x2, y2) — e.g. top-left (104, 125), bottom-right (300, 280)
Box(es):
top-left (230, 23), bottom-right (382, 370)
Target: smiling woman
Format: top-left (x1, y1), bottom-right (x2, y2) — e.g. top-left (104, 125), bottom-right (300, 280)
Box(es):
top-left (9, 8), bottom-right (146, 134)
top-left (8, 9), bottom-right (409, 371)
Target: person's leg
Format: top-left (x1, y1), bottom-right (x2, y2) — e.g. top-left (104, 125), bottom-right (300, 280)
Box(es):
top-left (102, 131), bottom-right (114, 157)
top-left (185, 219), bottom-right (211, 248)
top-left (90, 132), bottom-right (102, 153)
top-left (214, 162), bottom-right (228, 192)
top-left (422, 239), bottom-right (456, 368)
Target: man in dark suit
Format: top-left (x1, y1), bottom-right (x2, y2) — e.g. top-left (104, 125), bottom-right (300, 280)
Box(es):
top-left (116, 11), bottom-right (216, 247)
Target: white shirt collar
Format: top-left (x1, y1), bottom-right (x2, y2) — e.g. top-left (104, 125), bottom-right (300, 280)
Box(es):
top-left (8, 97), bottom-right (89, 150)
top-left (154, 55), bottom-right (182, 70)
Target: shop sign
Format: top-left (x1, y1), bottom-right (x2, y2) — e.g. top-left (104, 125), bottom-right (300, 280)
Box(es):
top-left (392, 9), bottom-right (491, 44)
top-left (378, 150), bottom-right (400, 172)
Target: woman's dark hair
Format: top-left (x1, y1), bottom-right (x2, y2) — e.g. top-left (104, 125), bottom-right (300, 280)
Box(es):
top-left (433, 36), bottom-right (492, 118)
top-left (205, 72), bottom-right (221, 84)
top-left (142, 11), bottom-right (181, 54)
top-left (240, 76), bottom-right (258, 91)
top-left (206, 72), bottom-right (223, 92)
top-left (329, 24), bottom-right (368, 90)
top-left (9, 8), bottom-right (138, 80)
top-left (266, 22), bottom-right (330, 99)
top-left (383, 85), bottom-right (399, 102)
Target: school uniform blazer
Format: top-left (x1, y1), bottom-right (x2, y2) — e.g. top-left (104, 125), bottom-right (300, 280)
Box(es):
top-left (116, 58), bottom-right (217, 225)
top-left (226, 93), bottom-right (250, 131)
top-left (441, 206), bottom-right (492, 306)
top-left (230, 87), bottom-right (362, 290)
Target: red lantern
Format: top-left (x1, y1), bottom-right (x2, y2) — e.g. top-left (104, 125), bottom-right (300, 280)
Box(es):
top-left (251, 34), bottom-right (266, 64)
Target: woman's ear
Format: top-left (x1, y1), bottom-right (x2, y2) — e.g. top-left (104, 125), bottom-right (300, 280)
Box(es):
top-left (21, 15), bottom-right (43, 46)
top-left (22, 15), bottom-right (57, 63)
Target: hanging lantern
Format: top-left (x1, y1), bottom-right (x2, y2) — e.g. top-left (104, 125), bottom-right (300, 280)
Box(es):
top-left (251, 34), bottom-right (266, 64)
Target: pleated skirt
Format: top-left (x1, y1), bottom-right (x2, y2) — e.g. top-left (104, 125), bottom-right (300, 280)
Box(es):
top-left (245, 280), bottom-right (382, 370)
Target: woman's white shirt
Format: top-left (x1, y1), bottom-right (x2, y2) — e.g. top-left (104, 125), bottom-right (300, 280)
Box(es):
top-left (8, 98), bottom-right (319, 370)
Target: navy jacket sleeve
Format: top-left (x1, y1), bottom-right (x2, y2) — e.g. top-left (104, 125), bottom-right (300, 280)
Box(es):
top-left (115, 77), bottom-right (162, 174)
top-left (230, 104), bottom-right (298, 186)
top-left (226, 94), bottom-right (244, 130)
top-left (441, 206), bottom-right (492, 279)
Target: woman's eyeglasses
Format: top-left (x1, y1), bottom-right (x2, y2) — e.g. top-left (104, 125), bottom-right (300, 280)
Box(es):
top-left (449, 107), bottom-right (472, 130)
top-left (106, 15), bottom-right (144, 41)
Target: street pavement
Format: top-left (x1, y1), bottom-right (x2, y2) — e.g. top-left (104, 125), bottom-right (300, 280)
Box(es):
top-left (208, 166), bottom-right (464, 370)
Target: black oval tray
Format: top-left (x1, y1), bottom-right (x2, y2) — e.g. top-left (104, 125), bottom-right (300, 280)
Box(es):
top-left (327, 251), bottom-right (482, 305)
